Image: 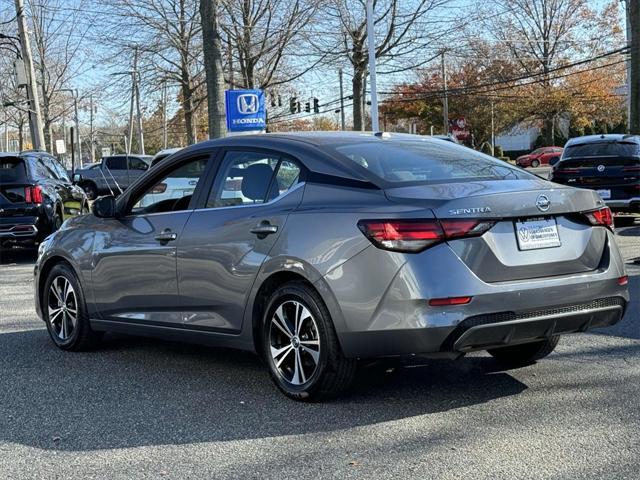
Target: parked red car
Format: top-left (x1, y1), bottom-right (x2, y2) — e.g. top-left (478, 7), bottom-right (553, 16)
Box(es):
top-left (516, 146), bottom-right (564, 167)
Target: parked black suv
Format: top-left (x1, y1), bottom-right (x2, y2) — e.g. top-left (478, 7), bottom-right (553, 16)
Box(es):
top-left (0, 151), bottom-right (88, 248)
top-left (550, 134), bottom-right (640, 213)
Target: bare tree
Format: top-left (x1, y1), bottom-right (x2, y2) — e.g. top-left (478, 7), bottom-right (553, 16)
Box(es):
top-left (485, 0), bottom-right (622, 143)
top-left (318, 0), bottom-right (449, 130)
top-left (102, 0), bottom-right (205, 145)
top-left (27, 0), bottom-right (93, 152)
top-left (220, 0), bottom-right (322, 90)
top-left (200, 0), bottom-right (226, 138)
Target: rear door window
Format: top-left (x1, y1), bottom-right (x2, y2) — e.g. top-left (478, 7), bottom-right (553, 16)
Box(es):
top-left (206, 151), bottom-right (279, 208)
top-left (105, 157), bottom-right (127, 170)
top-left (564, 142), bottom-right (640, 159)
top-left (333, 140), bottom-right (528, 185)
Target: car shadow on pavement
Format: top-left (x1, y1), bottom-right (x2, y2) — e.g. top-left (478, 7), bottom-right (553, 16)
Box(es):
top-left (0, 329), bottom-right (527, 452)
top-left (0, 248), bottom-right (37, 265)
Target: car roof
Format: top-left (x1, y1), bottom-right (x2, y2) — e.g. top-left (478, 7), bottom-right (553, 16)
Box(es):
top-left (565, 134), bottom-right (640, 147)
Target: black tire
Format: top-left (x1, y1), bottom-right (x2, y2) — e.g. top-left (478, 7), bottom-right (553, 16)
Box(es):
top-left (43, 263), bottom-right (102, 351)
top-left (262, 281), bottom-right (357, 401)
top-left (54, 210), bottom-right (63, 229)
top-left (531, 159), bottom-right (540, 168)
top-left (82, 182), bottom-right (98, 200)
top-left (488, 336), bottom-right (560, 367)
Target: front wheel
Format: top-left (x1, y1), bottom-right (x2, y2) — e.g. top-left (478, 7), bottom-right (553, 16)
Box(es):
top-left (531, 159), bottom-right (540, 168)
top-left (43, 263), bottom-right (102, 351)
top-left (488, 336), bottom-right (560, 367)
top-left (262, 281), bottom-right (357, 401)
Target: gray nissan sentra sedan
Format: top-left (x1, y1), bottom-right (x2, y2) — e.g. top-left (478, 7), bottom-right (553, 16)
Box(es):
top-left (34, 132), bottom-right (630, 400)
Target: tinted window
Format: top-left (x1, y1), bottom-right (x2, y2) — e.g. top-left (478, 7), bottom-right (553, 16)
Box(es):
top-left (269, 160), bottom-right (301, 199)
top-left (0, 157), bottom-right (29, 183)
top-left (51, 157), bottom-right (70, 181)
top-left (333, 140), bottom-right (527, 184)
top-left (105, 157), bottom-right (127, 170)
top-left (207, 151), bottom-right (279, 208)
top-left (129, 156), bottom-right (149, 171)
top-left (563, 142), bottom-right (639, 159)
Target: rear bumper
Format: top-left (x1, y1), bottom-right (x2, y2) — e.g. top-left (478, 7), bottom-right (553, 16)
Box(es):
top-left (338, 297), bottom-right (626, 357)
top-left (605, 197), bottom-right (640, 212)
top-left (0, 216), bottom-right (40, 245)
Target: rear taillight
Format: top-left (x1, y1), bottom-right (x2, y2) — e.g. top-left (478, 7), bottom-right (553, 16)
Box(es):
top-left (24, 186), bottom-right (43, 204)
top-left (622, 165), bottom-right (640, 172)
top-left (357, 219), bottom-right (495, 253)
top-left (584, 207), bottom-right (613, 229)
top-left (554, 168), bottom-right (580, 174)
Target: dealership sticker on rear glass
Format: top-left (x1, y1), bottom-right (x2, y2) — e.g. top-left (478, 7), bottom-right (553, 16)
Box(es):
top-left (515, 218), bottom-right (561, 251)
top-left (596, 189), bottom-right (611, 200)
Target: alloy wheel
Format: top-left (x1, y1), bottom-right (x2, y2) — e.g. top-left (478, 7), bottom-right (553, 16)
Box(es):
top-left (269, 300), bottom-right (321, 386)
top-left (47, 276), bottom-right (78, 340)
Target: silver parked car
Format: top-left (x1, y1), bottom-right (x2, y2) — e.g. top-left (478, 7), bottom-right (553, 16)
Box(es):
top-left (34, 132), bottom-right (629, 400)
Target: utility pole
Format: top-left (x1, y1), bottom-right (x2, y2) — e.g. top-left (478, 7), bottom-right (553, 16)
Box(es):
top-left (14, 0), bottom-right (45, 150)
top-left (162, 81), bottom-right (168, 149)
top-left (338, 68), bottom-right (346, 131)
top-left (441, 50), bottom-right (449, 135)
top-left (89, 94), bottom-right (95, 162)
top-left (628, 0), bottom-right (639, 133)
top-left (4, 110), bottom-right (8, 151)
top-left (72, 90), bottom-right (81, 162)
top-left (366, 0), bottom-right (379, 132)
top-left (130, 47), bottom-right (145, 155)
top-left (491, 100), bottom-right (495, 156)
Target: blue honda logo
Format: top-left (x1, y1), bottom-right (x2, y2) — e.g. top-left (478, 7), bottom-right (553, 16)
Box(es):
top-left (225, 89), bottom-right (266, 132)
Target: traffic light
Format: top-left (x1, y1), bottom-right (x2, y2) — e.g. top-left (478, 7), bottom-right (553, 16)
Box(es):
top-left (289, 97), bottom-right (297, 114)
top-left (304, 101), bottom-right (311, 113)
top-left (313, 98), bottom-right (320, 113)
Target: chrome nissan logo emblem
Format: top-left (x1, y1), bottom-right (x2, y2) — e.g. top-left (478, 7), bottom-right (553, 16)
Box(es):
top-left (597, 164), bottom-right (605, 172)
top-left (536, 194), bottom-right (551, 212)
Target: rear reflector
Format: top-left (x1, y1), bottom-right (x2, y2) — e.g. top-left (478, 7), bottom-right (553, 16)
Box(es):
top-left (357, 219), bottom-right (494, 253)
top-left (584, 207), bottom-right (613, 229)
top-left (618, 276), bottom-right (629, 286)
top-left (429, 296), bottom-right (472, 307)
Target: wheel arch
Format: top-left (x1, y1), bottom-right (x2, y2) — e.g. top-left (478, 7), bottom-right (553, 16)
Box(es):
top-left (249, 269), bottom-right (347, 358)
top-left (37, 254), bottom-right (81, 316)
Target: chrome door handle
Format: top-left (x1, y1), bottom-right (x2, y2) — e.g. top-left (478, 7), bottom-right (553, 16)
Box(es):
top-left (154, 229), bottom-right (177, 243)
top-left (250, 222), bottom-right (278, 238)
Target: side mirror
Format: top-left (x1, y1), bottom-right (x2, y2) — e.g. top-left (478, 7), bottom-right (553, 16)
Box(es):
top-left (92, 195), bottom-right (117, 218)
top-left (549, 157), bottom-right (560, 166)
top-left (72, 173), bottom-right (82, 183)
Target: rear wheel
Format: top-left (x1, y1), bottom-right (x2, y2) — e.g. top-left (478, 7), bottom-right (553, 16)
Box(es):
top-left (488, 336), bottom-right (559, 367)
top-left (43, 263), bottom-right (102, 351)
top-left (262, 281), bottom-right (357, 401)
top-left (531, 159), bottom-right (540, 168)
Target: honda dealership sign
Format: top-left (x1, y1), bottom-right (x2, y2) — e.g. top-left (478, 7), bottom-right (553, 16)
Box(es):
top-left (225, 89), bottom-right (266, 133)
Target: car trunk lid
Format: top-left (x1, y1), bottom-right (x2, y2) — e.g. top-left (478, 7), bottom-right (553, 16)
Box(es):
top-left (384, 179), bottom-right (608, 282)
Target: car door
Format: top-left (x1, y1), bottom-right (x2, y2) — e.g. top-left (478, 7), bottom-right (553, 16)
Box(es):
top-left (90, 152), bottom-right (214, 325)
top-left (177, 149), bottom-right (305, 333)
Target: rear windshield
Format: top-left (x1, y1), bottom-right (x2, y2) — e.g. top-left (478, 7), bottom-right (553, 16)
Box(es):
top-left (333, 140), bottom-right (529, 185)
top-left (0, 157), bottom-right (28, 184)
top-left (564, 142), bottom-right (639, 159)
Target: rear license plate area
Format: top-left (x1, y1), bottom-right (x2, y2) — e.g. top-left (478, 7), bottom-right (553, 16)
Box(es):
top-left (514, 217), bottom-right (561, 251)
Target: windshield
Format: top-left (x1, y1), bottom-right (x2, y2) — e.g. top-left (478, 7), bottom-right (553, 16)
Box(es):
top-left (564, 142), bottom-right (639, 158)
top-left (333, 140), bottom-right (529, 185)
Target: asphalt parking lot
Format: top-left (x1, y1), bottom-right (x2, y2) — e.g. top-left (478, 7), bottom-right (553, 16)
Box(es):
top-left (0, 224), bottom-right (638, 480)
